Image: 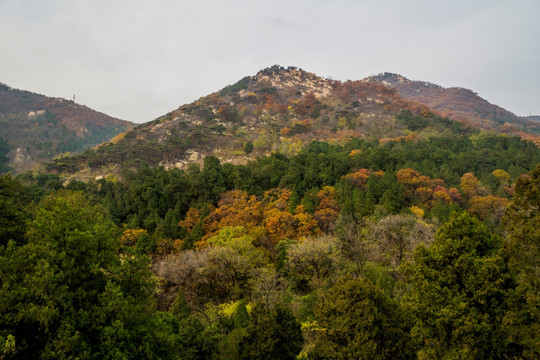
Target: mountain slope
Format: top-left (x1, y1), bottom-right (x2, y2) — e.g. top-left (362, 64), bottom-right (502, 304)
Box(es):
top-left (48, 66), bottom-right (473, 176)
top-left (0, 82), bottom-right (134, 172)
top-left (47, 66), bottom-right (540, 177)
top-left (367, 73), bottom-right (540, 135)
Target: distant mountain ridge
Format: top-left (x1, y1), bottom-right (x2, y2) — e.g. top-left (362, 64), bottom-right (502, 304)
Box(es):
top-left (366, 72), bottom-right (540, 134)
top-left (0, 83), bottom-right (134, 172)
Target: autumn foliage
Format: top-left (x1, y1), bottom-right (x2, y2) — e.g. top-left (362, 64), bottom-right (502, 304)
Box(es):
top-left (179, 188), bottom-right (328, 250)
top-left (396, 168), bottom-right (450, 208)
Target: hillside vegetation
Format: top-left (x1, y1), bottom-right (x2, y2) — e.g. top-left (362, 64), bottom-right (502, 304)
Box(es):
top-left (45, 66), bottom-right (472, 176)
top-left (47, 66), bottom-right (540, 177)
top-left (2, 132), bottom-right (540, 358)
top-left (0, 83), bottom-right (134, 172)
top-left (369, 72), bottom-right (540, 138)
top-left (1, 66), bottom-right (540, 358)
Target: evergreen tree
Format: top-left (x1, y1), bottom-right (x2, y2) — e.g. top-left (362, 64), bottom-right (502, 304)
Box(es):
top-left (309, 277), bottom-right (414, 360)
top-left (239, 303), bottom-right (303, 360)
top-left (0, 176), bottom-right (30, 245)
top-left (403, 212), bottom-right (525, 359)
top-left (0, 191), bottom-right (170, 359)
top-left (0, 136), bottom-right (10, 173)
top-left (503, 164), bottom-right (540, 357)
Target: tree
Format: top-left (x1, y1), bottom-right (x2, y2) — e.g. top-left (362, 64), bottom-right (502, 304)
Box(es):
top-left (342, 168), bottom-right (371, 190)
top-left (308, 277), bottom-right (414, 360)
top-left (156, 208), bottom-right (181, 240)
top-left (0, 136), bottom-right (10, 173)
top-left (202, 190), bottom-right (265, 242)
top-left (156, 250), bottom-right (210, 311)
top-left (335, 214), bottom-right (372, 274)
top-left (313, 186), bottom-right (340, 233)
top-left (0, 176), bottom-right (30, 245)
top-left (467, 195), bottom-right (509, 221)
top-left (250, 266), bottom-right (288, 309)
top-left (264, 207), bottom-right (298, 244)
top-left (460, 172), bottom-right (481, 199)
top-left (201, 156), bottom-right (226, 203)
top-left (157, 227), bottom-right (267, 309)
top-left (403, 212), bottom-right (525, 359)
top-left (368, 214), bottom-right (434, 270)
top-left (239, 303), bottom-right (303, 360)
top-left (503, 164), bottom-right (540, 356)
top-left (492, 169), bottom-right (511, 187)
top-left (0, 191), bottom-right (169, 359)
top-left (161, 293), bottom-right (218, 360)
top-left (285, 235), bottom-right (342, 291)
top-left (244, 141), bottom-right (254, 154)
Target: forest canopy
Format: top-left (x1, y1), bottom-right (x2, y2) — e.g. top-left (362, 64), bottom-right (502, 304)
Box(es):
top-left (1, 134), bottom-right (540, 359)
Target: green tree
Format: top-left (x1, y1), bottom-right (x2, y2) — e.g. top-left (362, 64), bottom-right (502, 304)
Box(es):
top-left (201, 156), bottom-right (226, 203)
top-left (0, 191), bottom-right (170, 359)
top-left (0, 176), bottom-right (30, 245)
top-left (403, 212), bottom-right (524, 359)
top-left (288, 187), bottom-right (301, 213)
top-left (379, 172), bottom-right (406, 214)
top-left (239, 303), bottom-right (303, 360)
top-left (244, 141), bottom-right (254, 154)
top-left (503, 164), bottom-right (540, 357)
top-left (0, 136), bottom-right (11, 173)
top-left (308, 277), bottom-right (413, 360)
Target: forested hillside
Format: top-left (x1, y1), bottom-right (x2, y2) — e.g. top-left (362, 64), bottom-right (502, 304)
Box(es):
top-left (2, 66), bottom-right (540, 358)
top-left (1, 131), bottom-right (539, 358)
top-left (368, 72), bottom-right (540, 139)
top-left (0, 83), bottom-right (134, 173)
top-left (46, 66), bottom-right (540, 179)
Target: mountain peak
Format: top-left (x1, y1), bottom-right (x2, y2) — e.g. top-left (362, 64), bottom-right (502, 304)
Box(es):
top-left (370, 72), bottom-right (410, 83)
top-left (255, 65), bottom-right (322, 83)
top-left (252, 65), bottom-right (332, 98)
top-left (367, 73), bottom-right (443, 91)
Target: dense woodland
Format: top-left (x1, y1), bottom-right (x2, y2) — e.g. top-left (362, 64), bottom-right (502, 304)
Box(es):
top-left (1, 131), bottom-right (540, 359)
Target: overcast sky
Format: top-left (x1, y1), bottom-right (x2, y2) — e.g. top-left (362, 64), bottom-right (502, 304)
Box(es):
top-left (1, 0), bottom-right (539, 123)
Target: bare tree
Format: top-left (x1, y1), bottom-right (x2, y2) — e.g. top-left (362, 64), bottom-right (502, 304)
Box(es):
top-left (286, 234), bottom-right (343, 290)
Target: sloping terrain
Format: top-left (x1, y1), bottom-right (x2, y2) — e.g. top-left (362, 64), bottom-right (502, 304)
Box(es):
top-left (0, 83), bottom-right (134, 172)
top-left (3, 68), bottom-right (540, 360)
top-left (48, 66), bottom-right (471, 176)
top-left (367, 73), bottom-right (540, 137)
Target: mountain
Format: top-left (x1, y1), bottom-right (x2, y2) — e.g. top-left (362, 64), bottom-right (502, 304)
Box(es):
top-left (47, 66), bottom-right (539, 177)
top-left (0, 82), bottom-right (134, 172)
top-left (367, 73), bottom-right (540, 136)
top-left (47, 66), bottom-right (468, 176)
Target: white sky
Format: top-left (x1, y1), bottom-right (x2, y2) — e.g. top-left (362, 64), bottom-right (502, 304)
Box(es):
top-left (1, 0), bottom-right (539, 123)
